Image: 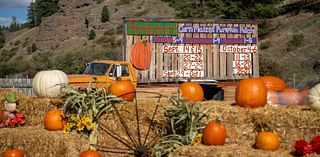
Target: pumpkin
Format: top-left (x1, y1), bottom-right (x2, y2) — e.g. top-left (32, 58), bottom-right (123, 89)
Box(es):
top-left (202, 121), bottom-right (227, 145)
top-left (179, 82), bottom-right (204, 102)
top-left (2, 148), bottom-right (24, 157)
top-left (308, 83), bottom-right (320, 110)
top-left (79, 149), bottom-right (102, 157)
top-left (0, 109), bottom-right (3, 123)
top-left (260, 76), bottom-right (286, 91)
top-left (299, 89), bottom-right (310, 105)
top-left (44, 109), bottom-right (66, 131)
top-left (255, 131), bottom-right (280, 151)
top-left (235, 78), bottom-right (267, 108)
top-left (266, 90), bottom-right (279, 106)
top-left (279, 88), bottom-right (301, 105)
top-left (32, 70), bottom-right (69, 98)
top-left (109, 80), bottom-right (136, 101)
top-left (130, 41), bottom-right (152, 70)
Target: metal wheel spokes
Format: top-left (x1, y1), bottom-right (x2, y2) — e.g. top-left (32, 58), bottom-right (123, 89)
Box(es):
top-left (94, 91), bottom-right (165, 157)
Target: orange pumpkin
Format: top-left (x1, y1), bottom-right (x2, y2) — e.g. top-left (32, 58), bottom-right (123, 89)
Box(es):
top-left (266, 90), bottom-right (279, 105)
top-left (0, 109), bottom-right (3, 123)
top-left (130, 41), bottom-right (152, 70)
top-left (44, 109), bottom-right (66, 131)
top-left (299, 89), bottom-right (310, 105)
top-left (2, 148), bottom-right (24, 157)
top-left (179, 82), bottom-right (204, 102)
top-left (255, 131), bottom-right (280, 151)
top-left (80, 149), bottom-right (102, 157)
top-left (260, 76), bottom-right (286, 91)
top-left (109, 80), bottom-right (136, 101)
top-left (235, 78), bottom-right (267, 108)
top-left (202, 121), bottom-right (227, 145)
top-left (279, 88), bottom-right (301, 105)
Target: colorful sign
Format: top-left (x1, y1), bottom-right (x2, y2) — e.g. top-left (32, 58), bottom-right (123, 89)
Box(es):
top-left (220, 45), bottom-right (257, 53)
top-left (162, 45), bottom-right (203, 53)
top-left (163, 70), bottom-right (205, 78)
top-left (233, 53), bottom-right (252, 75)
top-left (153, 36), bottom-right (257, 44)
top-left (178, 25), bottom-right (254, 34)
top-left (127, 21), bottom-right (177, 35)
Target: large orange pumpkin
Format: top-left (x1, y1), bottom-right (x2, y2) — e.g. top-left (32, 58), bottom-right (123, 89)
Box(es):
top-left (235, 78), bottom-right (267, 108)
top-left (202, 121), bottom-right (227, 145)
top-left (2, 148), bottom-right (24, 157)
top-left (109, 80), bottom-right (136, 101)
top-left (130, 41), bottom-right (152, 70)
top-left (44, 109), bottom-right (66, 131)
top-left (79, 149), bottom-right (102, 157)
top-left (279, 88), bottom-right (301, 105)
top-left (179, 82), bottom-right (204, 102)
top-left (255, 131), bottom-right (280, 151)
top-left (260, 76), bottom-right (286, 91)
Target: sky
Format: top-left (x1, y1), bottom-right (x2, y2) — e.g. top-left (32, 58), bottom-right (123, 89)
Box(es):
top-left (0, 0), bottom-right (31, 26)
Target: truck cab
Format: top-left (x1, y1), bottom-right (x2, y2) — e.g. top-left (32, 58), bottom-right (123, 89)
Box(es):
top-left (68, 60), bottom-right (137, 88)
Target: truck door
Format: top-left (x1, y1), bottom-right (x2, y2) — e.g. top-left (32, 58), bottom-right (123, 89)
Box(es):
top-left (108, 64), bottom-right (131, 81)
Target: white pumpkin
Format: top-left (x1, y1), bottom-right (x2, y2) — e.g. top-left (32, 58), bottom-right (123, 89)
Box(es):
top-left (32, 70), bottom-right (68, 98)
top-left (308, 83), bottom-right (320, 110)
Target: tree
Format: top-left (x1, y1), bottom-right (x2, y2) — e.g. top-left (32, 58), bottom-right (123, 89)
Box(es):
top-left (0, 28), bottom-right (5, 49)
top-left (101, 5), bottom-right (110, 23)
top-left (9, 16), bottom-right (19, 32)
top-left (27, 0), bottom-right (59, 26)
top-left (89, 29), bottom-right (96, 40)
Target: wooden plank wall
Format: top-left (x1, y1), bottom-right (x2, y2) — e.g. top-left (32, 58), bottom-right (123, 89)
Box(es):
top-left (124, 19), bottom-right (258, 83)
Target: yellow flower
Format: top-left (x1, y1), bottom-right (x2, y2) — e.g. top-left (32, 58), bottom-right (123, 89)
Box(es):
top-left (192, 133), bottom-right (203, 146)
top-left (77, 120), bottom-right (85, 132)
top-left (85, 122), bottom-right (95, 131)
top-left (69, 114), bottom-right (76, 121)
top-left (63, 122), bottom-right (74, 134)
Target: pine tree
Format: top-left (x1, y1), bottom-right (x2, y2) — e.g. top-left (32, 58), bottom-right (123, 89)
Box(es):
top-left (27, 0), bottom-right (59, 27)
top-left (0, 29), bottom-right (5, 49)
top-left (89, 29), bottom-right (96, 40)
top-left (101, 5), bottom-right (110, 23)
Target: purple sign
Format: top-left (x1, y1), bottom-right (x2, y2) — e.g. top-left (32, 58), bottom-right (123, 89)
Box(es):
top-left (153, 36), bottom-right (257, 44)
top-left (178, 25), bottom-right (254, 34)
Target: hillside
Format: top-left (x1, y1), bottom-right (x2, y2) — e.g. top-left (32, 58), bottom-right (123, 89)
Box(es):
top-left (0, 0), bottom-right (319, 89)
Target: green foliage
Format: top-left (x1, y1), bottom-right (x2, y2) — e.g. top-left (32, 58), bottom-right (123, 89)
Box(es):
top-left (52, 53), bottom-right (89, 74)
top-left (259, 56), bottom-right (281, 76)
top-left (101, 5), bottom-right (110, 23)
top-left (0, 29), bottom-right (5, 49)
top-left (286, 34), bottom-right (304, 51)
top-left (0, 48), bottom-right (18, 62)
top-left (116, 0), bottom-right (130, 6)
top-left (0, 63), bottom-right (17, 77)
top-left (31, 43), bottom-right (37, 52)
top-left (260, 41), bottom-right (271, 50)
top-left (31, 52), bottom-right (53, 70)
top-left (96, 0), bottom-right (105, 4)
top-left (104, 28), bottom-right (115, 36)
top-left (14, 40), bottom-right (21, 46)
top-left (27, 0), bottom-right (59, 26)
top-left (89, 29), bottom-right (96, 40)
top-left (258, 19), bottom-right (272, 38)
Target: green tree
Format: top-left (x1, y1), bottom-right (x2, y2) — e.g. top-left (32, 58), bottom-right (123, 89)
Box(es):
top-left (0, 28), bottom-right (5, 49)
top-left (27, 0), bottom-right (59, 26)
top-left (89, 29), bottom-right (96, 40)
top-left (101, 5), bottom-right (110, 22)
top-left (9, 16), bottom-right (19, 32)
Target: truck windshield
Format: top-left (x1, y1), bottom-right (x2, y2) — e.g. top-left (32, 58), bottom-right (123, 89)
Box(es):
top-left (83, 63), bottom-right (110, 75)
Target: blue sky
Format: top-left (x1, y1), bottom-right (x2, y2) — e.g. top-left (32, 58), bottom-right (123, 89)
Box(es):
top-left (0, 0), bottom-right (31, 26)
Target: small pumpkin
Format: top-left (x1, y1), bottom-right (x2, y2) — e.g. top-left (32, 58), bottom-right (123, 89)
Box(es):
top-left (130, 40), bottom-right (152, 70)
top-left (179, 82), bottom-right (204, 102)
top-left (79, 149), bottom-right (102, 157)
top-left (235, 78), bottom-right (267, 108)
top-left (279, 88), bottom-right (301, 105)
top-left (44, 109), bottom-right (66, 131)
top-left (308, 83), bottom-right (320, 110)
top-left (32, 70), bottom-right (69, 98)
top-left (2, 148), bottom-right (24, 157)
top-left (260, 76), bottom-right (286, 91)
top-left (109, 80), bottom-right (136, 101)
top-left (255, 131), bottom-right (280, 151)
top-left (202, 121), bottom-right (227, 145)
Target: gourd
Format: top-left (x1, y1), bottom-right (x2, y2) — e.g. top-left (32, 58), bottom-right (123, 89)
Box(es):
top-left (109, 80), bottom-right (136, 101)
top-left (2, 148), bottom-right (24, 157)
top-left (308, 83), bottom-right (320, 110)
top-left (79, 149), bottom-right (102, 157)
top-left (179, 82), bottom-right (204, 102)
top-left (279, 88), bottom-right (301, 105)
top-left (32, 70), bottom-right (68, 98)
top-left (255, 131), bottom-right (280, 151)
top-left (260, 76), bottom-right (286, 91)
top-left (44, 109), bottom-right (66, 131)
top-left (202, 121), bottom-right (227, 145)
top-left (130, 41), bottom-right (152, 70)
top-left (235, 78), bottom-right (267, 108)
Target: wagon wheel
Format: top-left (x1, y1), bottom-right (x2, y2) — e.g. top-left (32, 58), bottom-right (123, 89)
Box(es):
top-left (92, 91), bottom-right (168, 157)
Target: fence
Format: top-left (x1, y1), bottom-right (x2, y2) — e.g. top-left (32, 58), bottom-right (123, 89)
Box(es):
top-left (0, 76), bottom-right (35, 97)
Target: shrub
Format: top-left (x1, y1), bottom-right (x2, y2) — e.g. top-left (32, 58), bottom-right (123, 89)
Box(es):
top-left (260, 41), bottom-right (271, 50)
top-left (286, 34), bottom-right (304, 51)
top-left (101, 5), bottom-right (110, 23)
top-left (89, 29), bottom-right (96, 40)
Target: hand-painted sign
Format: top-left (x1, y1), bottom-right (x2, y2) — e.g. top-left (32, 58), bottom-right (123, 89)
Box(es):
top-left (178, 25), bottom-right (254, 34)
top-left (220, 45), bottom-right (257, 53)
top-left (153, 36), bottom-right (257, 44)
top-left (163, 70), bottom-right (205, 78)
top-left (233, 53), bottom-right (252, 75)
top-left (162, 45), bottom-right (203, 53)
top-left (127, 21), bottom-right (177, 35)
